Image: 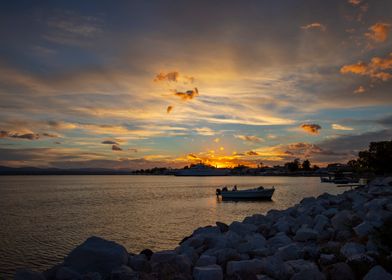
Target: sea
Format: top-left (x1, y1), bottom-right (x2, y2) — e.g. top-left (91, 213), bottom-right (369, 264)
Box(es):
top-left (0, 175), bottom-right (345, 278)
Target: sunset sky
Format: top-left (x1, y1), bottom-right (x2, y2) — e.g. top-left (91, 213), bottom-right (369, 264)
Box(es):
top-left (0, 0), bottom-right (392, 169)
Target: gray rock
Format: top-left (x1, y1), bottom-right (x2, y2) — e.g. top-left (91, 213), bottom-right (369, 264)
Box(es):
top-left (353, 221), bottom-right (374, 238)
top-left (319, 254), bottom-right (337, 265)
top-left (276, 244), bottom-right (302, 261)
top-left (340, 242), bottom-right (366, 259)
top-left (195, 255), bottom-right (216, 267)
top-left (110, 265), bottom-right (137, 280)
top-left (63, 236), bottom-right (128, 276)
top-left (128, 254), bottom-right (149, 271)
top-left (325, 262), bottom-right (355, 280)
top-left (260, 255), bottom-right (291, 279)
top-left (151, 250), bottom-right (177, 264)
top-left (290, 268), bottom-right (325, 280)
top-left (226, 259), bottom-right (264, 276)
top-left (216, 221), bottom-right (229, 233)
top-left (82, 272), bottom-right (102, 280)
top-left (323, 208), bottom-right (338, 218)
top-left (193, 225), bottom-right (221, 237)
top-left (331, 210), bottom-right (354, 231)
top-left (229, 221), bottom-right (257, 236)
top-left (193, 265), bottom-right (223, 280)
top-left (313, 214), bottom-right (329, 233)
top-left (294, 227), bottom-right (318, 242)
top-left (285, 259), bottom-right (318, 275)
top-left (267, 232), bottom-right (292, 249)
top-left (56, 266), bottom-right (82, 280)
top-left (15, 269), bottom-right (45, 280)
top-left (238, 234), bottom-right (266, 254)
top-left (363, 265), bottom-right (392, 280)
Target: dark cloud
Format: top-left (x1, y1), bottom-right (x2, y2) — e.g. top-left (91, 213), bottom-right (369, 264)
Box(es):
top-left (42, 133), bottom-right (59, 138)
top-left (0, 130), bottom-right (40, 140)
top-left (102, 140), bottom-right (118, 145)
top-left (112, 144), bottom-right (122, 151)
top-left (128, 148), bottom-right (138, 153)
top-left (300, 124), bottom-right (322, 135)
top-left (174, 88), bottom-right (199, 100)
top-left (246, 150), bottom-right (259, 156)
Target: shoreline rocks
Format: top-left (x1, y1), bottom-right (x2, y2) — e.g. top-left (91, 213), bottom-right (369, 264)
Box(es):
top-left (16, 177), bottom-right (392, 279)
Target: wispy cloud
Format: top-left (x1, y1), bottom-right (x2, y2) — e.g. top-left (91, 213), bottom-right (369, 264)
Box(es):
top-left (332, 124), bottom-right (354, 131)
top-left (154, 72), bottom-right (179, 82)
top-left (301, 23), bottom-right (326, 31)
top-left (354, 85), bottom-right (365, 94)
top-left (234, 135), bottom-right (264, 143)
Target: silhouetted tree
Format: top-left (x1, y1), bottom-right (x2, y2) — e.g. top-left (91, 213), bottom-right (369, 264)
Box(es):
top-left (285, 158), bottom-right (300, 172)
top-left (357, 140), bottom-right (392, 174)
top-left (302, 159), bottom-right (311, 171)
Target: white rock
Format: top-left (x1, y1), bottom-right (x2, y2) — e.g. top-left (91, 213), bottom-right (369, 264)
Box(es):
top-left (340, 242), bottom-right (366, 259)
top-left (195, 254), bottom-right (216, 267)
top-left (353, 221), bottom-right (374, 238)
top-left (294, 227), bottom-right (318, 242)
top-left (226, 259), bottom-right (264, 276)
top-left (363, 265), bottom-right (392, 280)
top-left (193, 265), bottom-right (223, 280)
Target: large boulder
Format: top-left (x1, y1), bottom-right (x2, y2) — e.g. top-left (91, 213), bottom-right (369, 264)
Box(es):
top-left (294, 227), bottom-right (318, 242)
top-left (63, 236), bottom-right (128, 276)
top-left (267, 232), bottom-right (292, 249)
top-left (193, 265), bottom-right (223, 280)
top-left (363, 265), bottom-right (392, 280)
top-left (128, 254), bottom-right (150, 272)
top-left (276, 243), bottom-right (302, 261)
top-left (110, 265), bottom-right (138, 280)
top-left (56, 266), bottom-right (82, 280)
top-left (226, 259), bottom-right (264, 276)
top-left (340, 242), bottom-right (366, 259)
top-left (353, 221), bottom-right (374, 238)
top-left (325, 262), bottom-right (355, 280)
top-left (195, 255), bottom-right (216, 267)
top-left (229, 221), bottom-right (257, 236)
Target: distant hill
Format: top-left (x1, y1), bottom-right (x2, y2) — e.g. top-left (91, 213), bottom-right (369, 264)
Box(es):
top-left (0, 166), bottom-right (135, 175)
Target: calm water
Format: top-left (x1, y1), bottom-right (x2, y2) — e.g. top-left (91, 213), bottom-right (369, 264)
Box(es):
top-left (0, 175), bottom-right (345, 278)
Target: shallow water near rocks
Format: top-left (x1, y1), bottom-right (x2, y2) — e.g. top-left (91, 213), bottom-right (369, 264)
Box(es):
top-left (0, 175), bottom-right (345, 278)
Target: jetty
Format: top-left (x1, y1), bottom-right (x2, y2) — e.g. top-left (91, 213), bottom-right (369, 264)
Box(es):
top-left (16, 177), bottom-right (392, 280)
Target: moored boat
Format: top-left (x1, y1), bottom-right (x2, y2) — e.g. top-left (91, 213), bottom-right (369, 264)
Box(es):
top-left (216, 186), bottom-right (275, 200)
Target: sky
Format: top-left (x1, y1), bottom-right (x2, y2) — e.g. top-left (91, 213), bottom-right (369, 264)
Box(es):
top-left (0, 0), bottom-right (391, 169)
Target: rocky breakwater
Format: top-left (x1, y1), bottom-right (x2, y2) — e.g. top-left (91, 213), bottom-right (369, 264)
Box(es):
top-left (16, 177), bottom-right (392, 280)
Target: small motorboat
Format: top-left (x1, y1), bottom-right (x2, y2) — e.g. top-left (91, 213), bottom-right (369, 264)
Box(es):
top-left (216, 186), bottom-right (275, 200)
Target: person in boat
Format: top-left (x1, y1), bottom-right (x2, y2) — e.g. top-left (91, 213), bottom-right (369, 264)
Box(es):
top-left (257, 186), bottom-right (264, 190)
top-left (232, 185), bottom-right (238, 191)
top-left (222, 186), bottom-right (228, 192)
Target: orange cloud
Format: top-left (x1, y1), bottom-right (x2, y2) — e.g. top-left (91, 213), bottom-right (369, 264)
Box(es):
top-left (300, 124), bottom-right (322, 135)
top-left (301, 23), bottom-right (326, 31)
top-left (332, 124), bottom-right (354, 131)
top-left (348, 0), bottom-right (361, 5)
top-left (365, 23), bottom-right (391, 43)
top-left (166, 105), bottom-right (173, 114)
top-left (154, 71), bottom-right (179, 82)
top-left (246, 150), bottom-right (259, 156)
top-left (174, 87), bottom-right (199, 100)
top-left (341, 52), bottom-right (392, 81)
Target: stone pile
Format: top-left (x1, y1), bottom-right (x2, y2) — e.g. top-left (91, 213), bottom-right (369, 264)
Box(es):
top-left (16, 177), bottom-right (392, 280)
